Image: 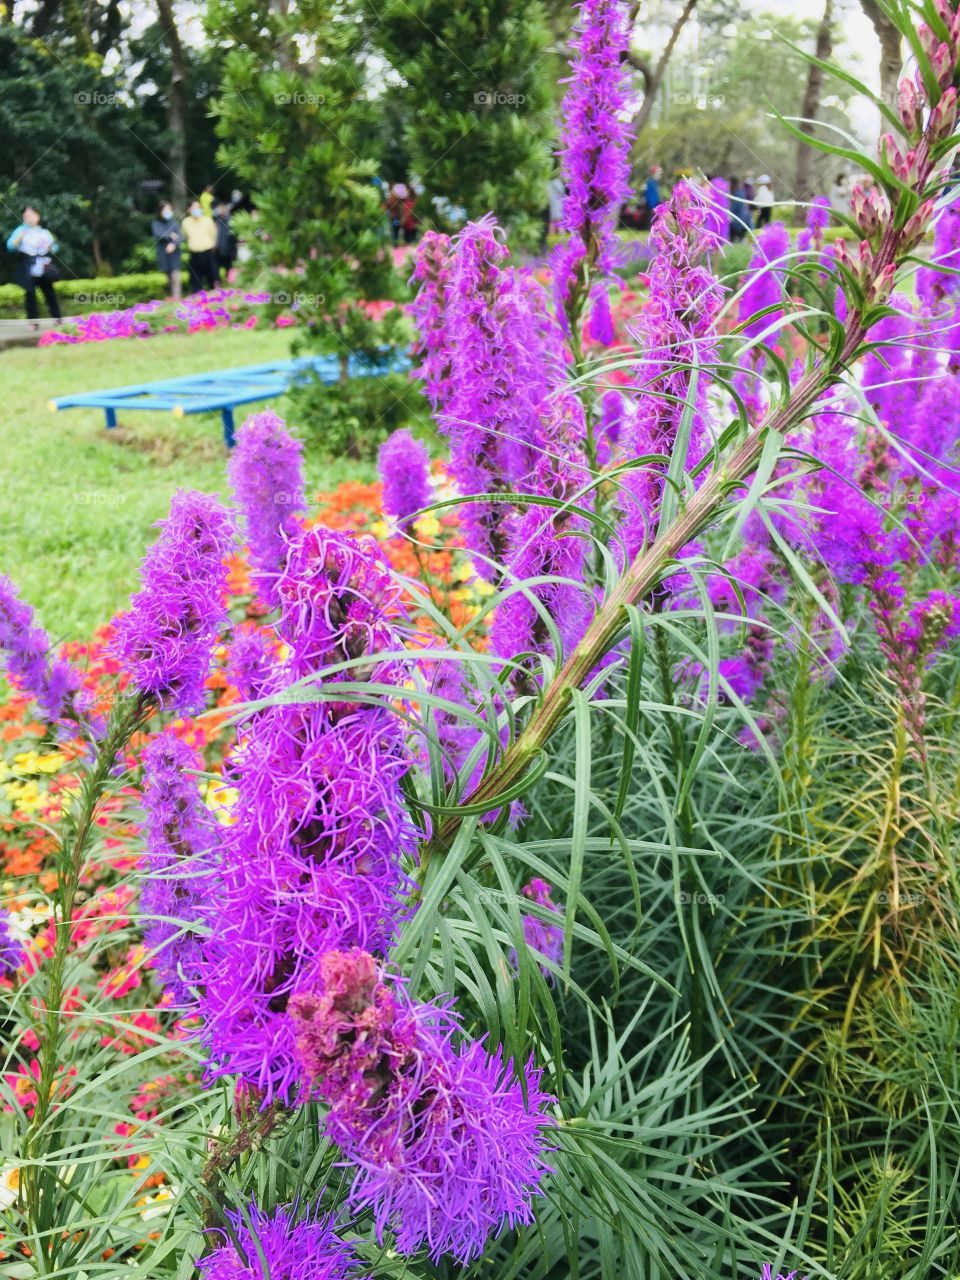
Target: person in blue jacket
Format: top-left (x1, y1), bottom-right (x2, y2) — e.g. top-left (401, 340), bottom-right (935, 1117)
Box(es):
top-left (644, 165), bottom-right (663, 217)
top-left (6, 204), bottom-right (62, 320)
top-left (728, 177), bottom-right (753, 241)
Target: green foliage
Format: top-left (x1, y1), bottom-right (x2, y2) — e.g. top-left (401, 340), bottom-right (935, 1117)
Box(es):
top-left (361, 0), bottom-right (557, 238)
top-left (0, 273), bottom-right (168, 318)
top-left (209, 0), bottom-right (404, 383)
top-left (0, 25), bottom-right (157, 279)
top-left (639, 9), bottom-right (855, 195)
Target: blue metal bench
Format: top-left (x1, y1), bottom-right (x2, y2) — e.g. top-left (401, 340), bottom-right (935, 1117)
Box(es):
top-left (49, 351), bottom-right (411, 447)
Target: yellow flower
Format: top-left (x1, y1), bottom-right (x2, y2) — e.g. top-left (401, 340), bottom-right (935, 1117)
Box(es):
top-left (4, 779), bottom-right (43, 812)
top-left (414, 513), bottom-right (441, 539)
top-left (205, 780), bottom-right (239, 826)
top-left (0, 1163), bottom-right (20, 1211)
top-left (35, 752), bottom-right (67, 774)
top-left (370, 519), bottom-right (390, 540)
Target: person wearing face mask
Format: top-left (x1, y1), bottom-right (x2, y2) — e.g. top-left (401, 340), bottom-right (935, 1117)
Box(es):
top-left (182, 199), bottom-right (219, 293)
top-left (151, 201), bottom-right (183, 301)
top-left (6, 204), bottom-right (62, 321)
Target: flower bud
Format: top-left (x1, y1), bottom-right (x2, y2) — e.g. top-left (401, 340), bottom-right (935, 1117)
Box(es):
top-left (867, 262), bottom-right (896, 306)
top-left (919, 22), bottom-right (939, 62)
top-left (898, 79), bottom-right (921, 135)
top-left (929, 85), bottom-right (959, 141)
top-left (931, 41), bottom-right (955, 92)
top-left (901, 199), bottom-right (936, 252)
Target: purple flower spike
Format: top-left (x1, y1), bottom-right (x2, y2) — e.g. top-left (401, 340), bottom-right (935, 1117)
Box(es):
top-left (198, 1202), bottom-right (371, 1280)
top-left (378, 429), bottom-right (432, 527)
top-left (1, 912), bottom-right (25, 976)
top-left (758, 1267), bottom-right (808, 1280)
top-left (229, 412), bottom-right (306, 607)
top-left (555, 0), bottom-right (635, 285)
top-left (516, 878), bottom-right (564, 978)
top-left (0, 574), bottom-right (80, 720)
top-left (140, 732), bottom-right (221, 1004)
top-left (739, 222), bottom-right (791, 341)
top-left (276, 527), bottom-right (400, 678)
top-left (112, 490), bottom-right (235, 713)
top-left (291, 950), bottom-right (557, 1264)
top-left (619, 181), bottom-right (724, 558)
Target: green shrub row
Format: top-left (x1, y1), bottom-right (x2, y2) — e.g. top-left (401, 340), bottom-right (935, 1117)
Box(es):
top-left (0, 272), bottom-right (168, 319)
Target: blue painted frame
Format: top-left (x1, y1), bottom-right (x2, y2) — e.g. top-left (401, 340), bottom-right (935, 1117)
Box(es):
top-left (50, 352), bottom-right (411, 448)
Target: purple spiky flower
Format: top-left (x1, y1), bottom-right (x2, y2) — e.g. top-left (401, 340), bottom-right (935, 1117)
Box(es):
top-left (275, 527), bottom-right (400, 679)
top-left (228, 411), bottom-right (306, 607)
top-left (197, 528), bottom-right (414, 1101)
top-left (409, 231), bottom-right (454, 408)
top-left (198, 700), bottom-right (414, 1102)
top-left (0, 574), bottom-right (80, 720)
top-left (1, 912), bottom-right (25, 976)
top-left (411, 216), bottom-right (565, 576)
top-left (517, 878), bottom-right (564, 977)
top-left (553, 0), bottom-right (635, 303)
top-left (198, 1202), bottom-right (371, 1280)
top-left (140, 732), bottom-right (221, 1004)
top-left (291, 949), bottom-right (557, 1264)
top-left (619, 181), bottom-right (724, 558)
top-left (378, 429), bottom-right (432, 527)
top-left (112, 490), bottom-right (235, 712)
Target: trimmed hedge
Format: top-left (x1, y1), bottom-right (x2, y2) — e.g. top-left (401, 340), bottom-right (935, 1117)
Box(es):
top-left (0, 272), bottom-right (168, 319)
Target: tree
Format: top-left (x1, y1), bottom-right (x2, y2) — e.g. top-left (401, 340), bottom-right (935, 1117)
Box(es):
top-left (0, 24), bottom-right (149, 279)
top-left (360, 0), bottom-right (555, 236)
top-left (639, 11), bottom-right (853, 200)
top-left (154, 0), bottom-right (189, 212)
top-left (859, 0), bottom-right (903, 111)
top-left (794, 0), bottom-right (834, 210)
top-left (209, 0), bottom-right (402, 431)
top-left (625, 0), bottom-right (702, 135)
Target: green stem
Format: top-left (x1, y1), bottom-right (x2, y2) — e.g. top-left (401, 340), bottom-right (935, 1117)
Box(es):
top-left (22, 693), bottom-right (149, 1273)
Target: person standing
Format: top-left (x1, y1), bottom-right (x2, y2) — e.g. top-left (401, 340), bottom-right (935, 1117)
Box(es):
top-left (644, 165), bottom-right (663, 214)
top-left (728, 177), bottom-right (752, 241)
top-left (6, 205), bottom-right (62, 321)
top-left (151, 201), bottom-right (183, 301)
top-left (400, 188), bottom-right (418, 244)
top-left (214, 202), bottom-right (237, 281)
top-left (182, 199), bottom-right (219, 293)
top-left (755, 175), bottom-right (774, 228)
top-left (386, 183), bottom-right (407, 245)
top-left (199, 184), bottom-right (216, 217)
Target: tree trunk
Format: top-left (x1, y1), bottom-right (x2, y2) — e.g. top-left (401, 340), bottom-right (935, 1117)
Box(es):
top-left (859, 0), bottom-right (903, 112)
top-left (794, 0), bottom-right (833, 212)
top-left (155, 0), bottom-right (189, 213)
top-left (625, 0), bottom-right (700, 136)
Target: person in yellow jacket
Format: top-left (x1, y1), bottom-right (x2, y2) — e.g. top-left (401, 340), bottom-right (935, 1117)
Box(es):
top-left (182, 200), bottom-right (219, 293)
top-left (199, 184), bottom-right (215, 217)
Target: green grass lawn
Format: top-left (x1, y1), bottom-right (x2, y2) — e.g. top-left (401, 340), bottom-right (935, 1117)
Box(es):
top-left (1, 328), bottom-right (378, 641)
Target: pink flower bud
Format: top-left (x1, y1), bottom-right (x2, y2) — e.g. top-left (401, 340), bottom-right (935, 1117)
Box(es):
top-left (919, 22), bottom-right (939, 62)
top-left (869, 263), bottom-right (897, 305)
top-left (901, 198), bottom-right (936, 252)
top-left (931, 41), bottom-right (955, 92)
top-left (928, 85), bottom-right (959, 141)
top-left (898, 79), bottom-right (921, 134)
